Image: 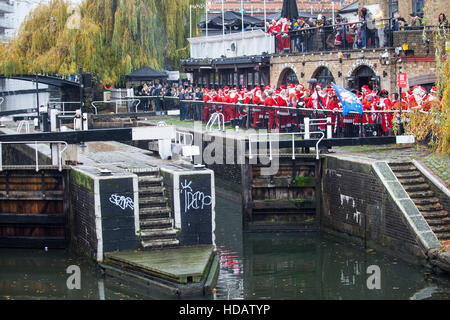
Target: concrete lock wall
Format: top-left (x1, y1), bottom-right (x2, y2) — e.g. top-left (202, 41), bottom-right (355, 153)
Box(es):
top-left (161, 166), bottom-right (216, 247)
top-left (69, 167), bottom-right (140, 262)
top-left (320, 156), bottom-right (441, 263)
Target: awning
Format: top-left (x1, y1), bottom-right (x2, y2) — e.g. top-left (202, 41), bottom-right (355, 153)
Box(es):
top-left (198, 11), bottom-right (265, 30)
top-left (125, 67), bottom-right (168, 81)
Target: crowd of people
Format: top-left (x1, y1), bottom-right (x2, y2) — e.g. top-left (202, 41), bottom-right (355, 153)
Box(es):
top-left (265, 10), bottom-right (448, 52)
top-left (129, 78), bottom-right (441, 136)
top-left (190, 82), bottom-right (441, 136)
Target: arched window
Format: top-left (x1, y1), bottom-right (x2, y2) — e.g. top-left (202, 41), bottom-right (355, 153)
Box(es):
top-left (279, 68), bottom-right (299, 87)
top-left (313, 67), bottom-right (335, 88)
top-left (349, 66), bottom-right (376, 92)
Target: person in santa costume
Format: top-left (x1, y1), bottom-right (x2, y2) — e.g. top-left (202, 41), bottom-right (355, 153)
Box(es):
top-left (378, 89), bottom-right (393, 135)
top-left (264, 89), bottom-right (278, 132)
top-left (202, 89), bottom-right (213, 123)
top-left (251, 88), bottom-right (264, 128)
top-left (306, 84), bottom-right (327, 131)
top-left (276, 18), bottom-right (291, 52)
top-left (275, 88), bottom-right (291, 131)
top-left (326, 88), bottom-right (340, 136)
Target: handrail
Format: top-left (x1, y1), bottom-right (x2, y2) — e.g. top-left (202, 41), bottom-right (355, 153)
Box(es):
top-left (206, 112), bottom-right (225, 132)
top-left (91, 98), bottom-right (142, 114)
top-left (182, 99), bottom-right (410, 114)
top-left (176, 131), bottom-right (194, 146)
top-left (0, 141), bottom-right (68, 172)
top-left (249, 131), bottom-right (325, 161)
top-left (17, 120), bottom-right (31, 133)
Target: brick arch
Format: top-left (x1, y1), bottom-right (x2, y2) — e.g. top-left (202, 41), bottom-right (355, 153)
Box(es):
top-left (276, 67), bottom-right (300, 88)
top-left (311, 66), bottom-right (336, 87)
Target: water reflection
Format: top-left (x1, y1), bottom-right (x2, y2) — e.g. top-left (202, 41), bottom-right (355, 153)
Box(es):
top-left (0, 193), bottom-right (449, 300)
top-left (214, 195), bottom-right (450, 300)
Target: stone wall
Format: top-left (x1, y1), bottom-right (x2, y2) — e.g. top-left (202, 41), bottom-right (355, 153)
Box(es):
top-left (69, 166), bottom-right (140, 262)
top-left (321, 156), bottom-right (428, 262)
top-left (270, 31), bottom-right (437, 93)
top-left (69, 169), bottom-right (98, 260)
top-left (270, 50), bottom-right (395, 91)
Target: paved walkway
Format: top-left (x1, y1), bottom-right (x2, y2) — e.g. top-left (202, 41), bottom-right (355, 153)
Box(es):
top-left (332, 144), bottom-right (450, 187)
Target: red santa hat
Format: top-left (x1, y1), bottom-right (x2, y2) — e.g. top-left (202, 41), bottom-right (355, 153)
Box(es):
top-left (430, 86), bottom-right (437, 94)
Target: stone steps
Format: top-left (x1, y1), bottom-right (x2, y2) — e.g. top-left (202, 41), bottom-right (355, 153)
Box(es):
top-left (139, 197), bottom-right (169, 208)
top-left (389, 162), bottom-right (450, 245)
top-left (427, 217), bottom-right (450, 226)
top-left (407, 190), bottom-right (435, 198)
top-left (141, 238), bottom-right (180, 249)
top-left (138, 176), bottom-right (164, 187)
top-left (416, 204), bottom-right (444, 212)
top-left (410, 197), bottom-right (441, 206)
top-left (134, 168), bottom-right (178, 250)
top-left (140, 218), bottom-right (173, 229)
top-left (389, 164), bottom-right (416, 172)
top-left (433, 232), bottom-right (450, 240)
top-left (403, 183), bottom-right (430, 192)
top-left (430, 225), bottom-right (450, 234)
top-left (140, 228), bottom-right (178, 240)
top-left (139, 206), bottom-right (171, 218)
top-left (422, 210), bottom-right (449, 219)
top-left (394, 171), bottom-right (422, 179)
top-left (397, 177), bottom-right (426, 185)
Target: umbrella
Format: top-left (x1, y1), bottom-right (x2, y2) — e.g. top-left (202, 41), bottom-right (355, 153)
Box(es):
top-left (267, 11), bottom-right (315, 22)
top-left (198, 11), bottom-right (265, 30)
top-left (281, 0), bottom-right (299, 21)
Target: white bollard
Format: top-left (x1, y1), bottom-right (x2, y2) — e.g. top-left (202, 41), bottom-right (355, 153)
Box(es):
top-left (82, 113), bottom-right (88, 131)
top-left (50, 109), bottom-right (59, 132)
top-left (326, 117), bottom-right (332, 139)
top-left (304, 118), bottom-right (310, 139)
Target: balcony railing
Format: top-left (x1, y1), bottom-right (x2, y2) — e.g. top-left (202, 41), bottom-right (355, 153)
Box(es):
top-left (0, 1), bottom-right (13, 14)
top-left (270, 19), bottom-right (443, 54)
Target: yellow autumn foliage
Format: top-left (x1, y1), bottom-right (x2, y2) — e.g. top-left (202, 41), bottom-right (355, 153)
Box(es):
top-left (405, 28), bottom-right (450, 155)
top-left (0, 0), bottom-right (203, 85)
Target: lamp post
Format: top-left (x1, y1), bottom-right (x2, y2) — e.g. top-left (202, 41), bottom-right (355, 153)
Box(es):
top-left (398, 66), bottom-right (404, 135)
top-left (35, 72), bottom-right (40, 130)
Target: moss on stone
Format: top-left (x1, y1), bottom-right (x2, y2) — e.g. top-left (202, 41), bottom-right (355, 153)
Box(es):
top-left (70, 170), bottom-right (93, 191)
top-left (292, 176), bottom-right (315, 187)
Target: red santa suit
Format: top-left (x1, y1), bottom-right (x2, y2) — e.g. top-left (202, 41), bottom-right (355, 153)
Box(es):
top-left (307, 86), bottom-right (327, 130)
top-left (276, 18), bottom-right (290, 52)
top-left (264, 94), bottom-right (278, 130)
top-left (203, 90), bottom-right (213, 123)
top-left (275, 91), bottom-right (290, 130)
top-left (379, 96), bottom-right (393, 133)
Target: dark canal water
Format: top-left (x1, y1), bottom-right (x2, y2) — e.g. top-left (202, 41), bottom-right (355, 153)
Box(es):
top-left (1, 194), bottom-right (449, 300)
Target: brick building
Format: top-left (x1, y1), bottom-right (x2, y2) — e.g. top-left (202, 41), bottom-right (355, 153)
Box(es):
top-left (207, 0), bottom-right (353, 15)
top-left (183, 0), bottom-right (442, 94)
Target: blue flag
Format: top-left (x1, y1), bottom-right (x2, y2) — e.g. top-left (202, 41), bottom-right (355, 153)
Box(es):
top-left (331, 82), bottom-right (363, 116)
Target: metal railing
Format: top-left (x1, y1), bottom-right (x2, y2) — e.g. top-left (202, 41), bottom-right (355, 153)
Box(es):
top-left (179, 99), bottom-right (401, 138)
top-left (271, 19), bottom-right (442, 55)
top-left (206, 112), bottom-right (225, 132)
top-left (175, 131), bottom-right (194, 146)
top-left (249, 131), bottom-right (325, 161)
top-left (0, 141), bottom-right (68, 172)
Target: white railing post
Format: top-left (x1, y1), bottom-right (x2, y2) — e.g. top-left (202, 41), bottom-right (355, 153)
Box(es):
top-left (304, 118), bottom-right (310, 139)
top-left (35, 142), bottom-right (39, 172)
top-left (326, 117), bottom-right (332, 139)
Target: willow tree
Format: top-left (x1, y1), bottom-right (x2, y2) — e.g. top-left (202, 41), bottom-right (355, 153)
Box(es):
top-left (0, 0), bottom-right (203, 85)
top-left (400, 2), bottom-right (449, 155)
